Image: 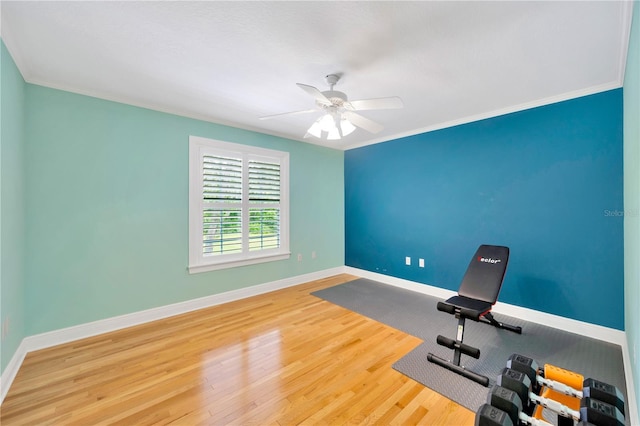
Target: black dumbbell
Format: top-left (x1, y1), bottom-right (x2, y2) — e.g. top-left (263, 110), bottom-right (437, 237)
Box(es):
top-left (475, 385), bottom-right (552, 426)
top-left (507, 354), bottom-right (626, 416)
top-left (476, 404), bottom-right (515, 426)
top-left (579, 397), bottom-right (626, 426)
top-left (583, 378), bottom-right (626, 417)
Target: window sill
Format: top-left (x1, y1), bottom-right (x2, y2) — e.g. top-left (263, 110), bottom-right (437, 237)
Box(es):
top-left (188, 252), bottom-right (291, 274)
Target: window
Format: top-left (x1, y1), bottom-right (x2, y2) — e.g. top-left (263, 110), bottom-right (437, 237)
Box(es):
top-left (189, 136), bottom-right (290, 273)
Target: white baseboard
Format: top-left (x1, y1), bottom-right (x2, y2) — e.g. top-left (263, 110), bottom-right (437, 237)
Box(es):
top-left (345, 267), bottom-right (458, 300)
top-left (345, 266), bottom-right (626, 345)
top-left (620, 339), bottom-right (640, 426)
top-left (0, 339), bottom-right (29, 403)
top-left (0, 266), bottom-right (344, 404)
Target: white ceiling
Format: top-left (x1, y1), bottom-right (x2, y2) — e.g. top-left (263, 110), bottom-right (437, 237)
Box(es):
top-left (1, 1), bottom-right (634, 150)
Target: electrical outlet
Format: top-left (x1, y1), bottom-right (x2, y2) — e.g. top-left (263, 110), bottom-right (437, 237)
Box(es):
top-left (419, 258), bottom-right (425, 268)
top-left (405, 256), bottom-right (411, 266)
top-left (297, 253), bottom-right (302, 262)
top-left (311, 251), bottom-right (316, 259)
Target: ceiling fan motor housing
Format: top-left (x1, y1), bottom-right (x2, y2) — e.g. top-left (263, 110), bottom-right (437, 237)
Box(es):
top-left (319, 90), bottom-right (348, 107)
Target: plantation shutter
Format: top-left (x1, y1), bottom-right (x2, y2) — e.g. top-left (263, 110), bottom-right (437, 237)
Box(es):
top-left (202, 155), bottom-right (243, 255)
top-left (248, 160), bottom-right (280, 204)
top-left (248, 160), bottom-right (281, 251)
top-left (203, 155), bottom-right (242, 203)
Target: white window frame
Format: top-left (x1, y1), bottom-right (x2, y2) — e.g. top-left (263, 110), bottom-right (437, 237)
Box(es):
top-left (188, 136), bottom-right (290, 273)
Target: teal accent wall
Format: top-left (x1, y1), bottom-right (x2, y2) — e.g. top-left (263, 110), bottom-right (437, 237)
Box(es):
top-left (623, 0), bottom-right (640, 415)
top-left (24, 85), bottom-right (344, 335)
top-left (0, 41), bottom-right (26, 374)
top-left (346, 89), bottom-right (624, 330)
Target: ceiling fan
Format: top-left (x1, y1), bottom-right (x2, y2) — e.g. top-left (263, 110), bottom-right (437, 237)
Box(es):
top-left (259, 74), bottom-right (404, 140)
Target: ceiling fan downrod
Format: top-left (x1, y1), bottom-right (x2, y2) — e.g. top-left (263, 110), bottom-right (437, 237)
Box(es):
top-left (321, 74), bottom-right (348, 107)
top-left (325, 74), bottom-right (340, 90)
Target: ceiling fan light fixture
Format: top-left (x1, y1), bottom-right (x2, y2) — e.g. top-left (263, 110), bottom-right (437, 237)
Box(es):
top-left (327, 126), bottom-right (341, 140)
top-left (319, 113), bottom-right (336, 132)
top-left (306, 120), bottom-right (322, 138)
top-left (307, 113), bottom-right (356, 140)
top-left (340, 118), bottom-right (356, 136)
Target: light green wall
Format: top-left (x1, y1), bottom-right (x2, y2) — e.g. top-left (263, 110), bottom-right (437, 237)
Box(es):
top-left (624, 0), bottom-right (640, 414)
top-left (24, 85), bottom-right (344, 335)
top-left (0, 41), bottom-right (26, 373)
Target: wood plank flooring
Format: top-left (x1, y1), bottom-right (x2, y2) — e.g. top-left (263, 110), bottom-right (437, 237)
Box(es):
top-left (0, 274), bottom-right (474, 425)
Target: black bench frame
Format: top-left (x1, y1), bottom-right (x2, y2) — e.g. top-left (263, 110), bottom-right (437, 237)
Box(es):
top-left (427, 245), bottom-right (522, 386)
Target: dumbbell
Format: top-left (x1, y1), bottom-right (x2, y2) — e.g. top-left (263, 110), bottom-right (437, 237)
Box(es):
top-left (476, 403), bottom-right (548, 426)
top-left (498, 368), bottom-right (625, 426)
top-left (475, 385), bottom-right (553, 426)
top-left (578, 398), bottom-right (627, 426)
top-left (507, 353), bottom-right (626, 416)
top-left (498, 368), bottom-right (581, 420)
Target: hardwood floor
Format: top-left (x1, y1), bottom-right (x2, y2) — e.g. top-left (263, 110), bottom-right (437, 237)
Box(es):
top-left (0, 274), bottom-right (474, 425)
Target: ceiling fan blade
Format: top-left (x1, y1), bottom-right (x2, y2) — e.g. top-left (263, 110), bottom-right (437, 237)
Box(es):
top-left (343, 111), bottom-right (384, 134)
top-left (296, 83), bottom-right (332, 106)
top-left (345, 96), bottom-right (404, 111)
top-left (259, 109), bottom-right (317, 120)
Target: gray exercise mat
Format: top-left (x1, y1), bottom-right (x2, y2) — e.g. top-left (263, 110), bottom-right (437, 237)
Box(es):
top-left (312, 278), bottom-right (629, 424)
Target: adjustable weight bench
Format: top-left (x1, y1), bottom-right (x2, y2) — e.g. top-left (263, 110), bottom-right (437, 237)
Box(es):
top-left (427, 245), bottom-right (522, 387)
